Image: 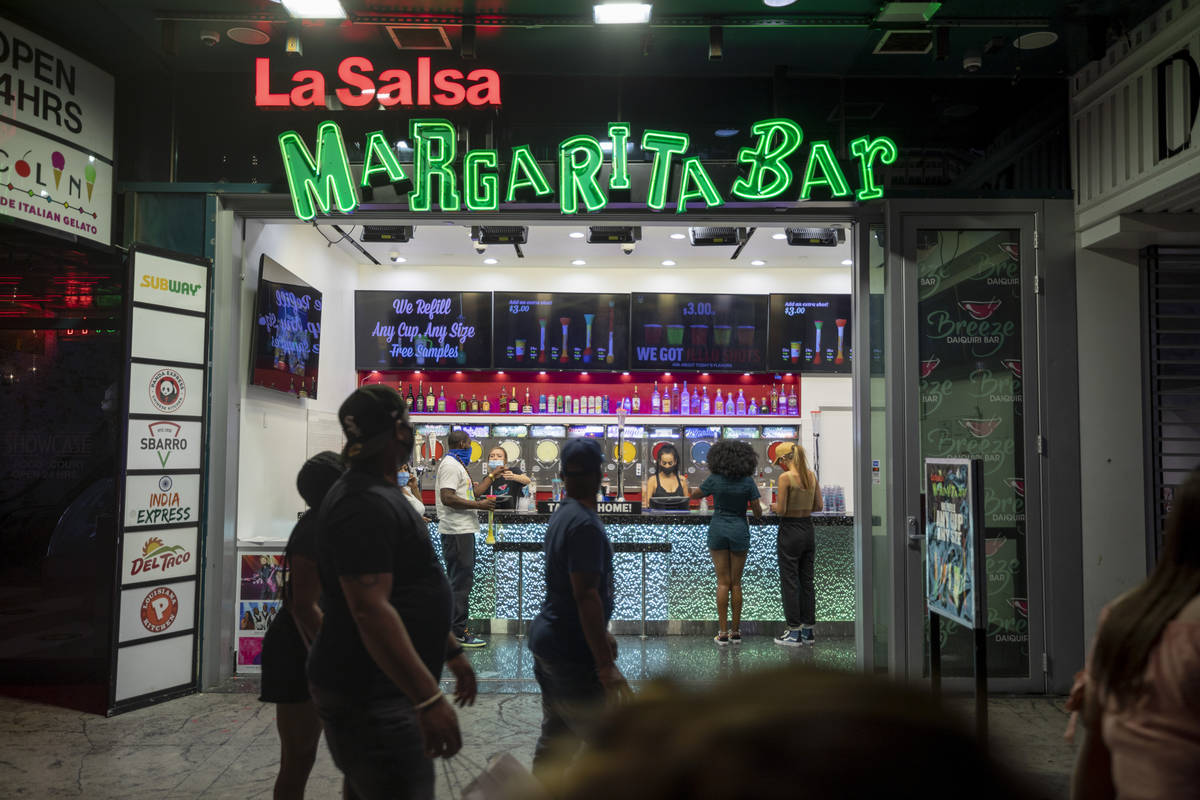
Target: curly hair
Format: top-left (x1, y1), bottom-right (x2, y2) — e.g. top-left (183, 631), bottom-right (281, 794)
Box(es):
top-left (707, 440), bottom-right (757, 480)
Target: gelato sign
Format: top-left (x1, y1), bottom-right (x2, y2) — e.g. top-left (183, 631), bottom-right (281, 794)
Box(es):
top-left (0, 16), bottom-right (115, 245)
top-left (278, 118), bottom-right (898, 221)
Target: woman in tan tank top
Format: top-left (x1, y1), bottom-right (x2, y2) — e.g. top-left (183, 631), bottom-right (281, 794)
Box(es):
top-left (770, 442), bottom-right (822, 646)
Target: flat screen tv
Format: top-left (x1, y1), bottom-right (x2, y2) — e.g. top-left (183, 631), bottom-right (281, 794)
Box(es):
top-left (493, 292), bottom-right (630, 371)
top-left (355, 290), bottom-right (492, 370)
top-left (249, 255), bottom-right (322, 398)
top-left (767, 293), bottom-right (852, 373)
top-left (629, 293), bottom-right (767, 371)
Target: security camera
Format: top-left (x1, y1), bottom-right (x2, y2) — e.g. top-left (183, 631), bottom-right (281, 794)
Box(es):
top-left (963, 51), bottom-right (982, 72)
top-left (200, 30), bottom-right (220, 47)
top-left (473, 241), bottom-right (487, 254)
top-left (621, 242), bottom-right (636, 255)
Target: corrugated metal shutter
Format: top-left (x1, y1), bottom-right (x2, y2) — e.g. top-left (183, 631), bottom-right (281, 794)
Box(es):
top-left (1143, 246), bottom-right (1200, 563)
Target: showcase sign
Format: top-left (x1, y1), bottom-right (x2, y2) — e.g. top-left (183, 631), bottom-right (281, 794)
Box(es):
top-left (0, 16), bottom-right (115, 245)
top-left (278, 118), bottom-right (899, 221)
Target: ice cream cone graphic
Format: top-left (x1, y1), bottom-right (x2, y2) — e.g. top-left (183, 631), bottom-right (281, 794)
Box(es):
top-left (85, 163), bottom-right (96, 201)
top-left (51, 152), bottom-right (65, 189)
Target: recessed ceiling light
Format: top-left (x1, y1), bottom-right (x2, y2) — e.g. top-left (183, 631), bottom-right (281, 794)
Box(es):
top-left (1013, 31), bottom-right (1058, 50)
top-left (594, 3), bottom-right (652, 24)
top-left (751, 259), bottom-right (766, 266)
top-left (772, 232), bottom-right (787, 240)
top-left (389, 254), bottom-right (406, 263)
top-left (841, 258), bottom-right (853, 266)
top-left (714, 128), bottom-right (740, 137)
top-left (670, 232), bottom-right (686, 239)
top-left (763, 0), bottom-right (797, 6)
top-left (661, 259), bottom-right (676, 267)
top-left (572, 259), bottom-right (587, 266)
top-left (281, 0), bottom-right (346, 19)
top-left (483, 258), bottom-right (498, 265)
top-left (569, 231), bottom-right (585, 239)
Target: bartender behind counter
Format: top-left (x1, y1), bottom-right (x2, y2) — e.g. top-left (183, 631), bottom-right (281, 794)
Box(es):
top-left (476, 446), bottom-right (531, 509)
top-left (644, 444), bottom-right (690, 509)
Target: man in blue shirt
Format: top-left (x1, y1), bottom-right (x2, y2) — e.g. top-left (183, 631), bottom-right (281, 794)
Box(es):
top-left (527, 438), bottom-right (631, 781)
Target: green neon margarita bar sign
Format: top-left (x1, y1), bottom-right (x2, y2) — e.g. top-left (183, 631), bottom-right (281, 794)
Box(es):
top-left (278, 118), bottom-right (897, 221)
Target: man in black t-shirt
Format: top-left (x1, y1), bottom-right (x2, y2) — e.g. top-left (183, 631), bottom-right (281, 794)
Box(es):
top-left (527, 438), bottom-right (631, 781)
top-left (308, 385), bottom-right (477, 800)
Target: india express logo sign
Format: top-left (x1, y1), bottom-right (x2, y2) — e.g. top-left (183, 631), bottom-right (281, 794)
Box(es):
top-left (134, 475), bottom-right (192, 526)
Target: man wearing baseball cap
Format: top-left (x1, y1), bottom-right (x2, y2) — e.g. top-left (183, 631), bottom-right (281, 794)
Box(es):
top-left (527, 437), bottom-right (631, 782)
top-left (307, 385), bottom-right (476, 800)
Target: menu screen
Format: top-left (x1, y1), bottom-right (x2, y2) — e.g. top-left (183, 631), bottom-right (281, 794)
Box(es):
top-left (355, 291), bottom-right (492, 370)
top-left (768, 294), bottom-right (852, 373)
top-left (493, 293), bottom-right (629, 370)
top-left (630, 293), bottom-right (767, 371)
top-left (250, 277), bottom-right (322, 398)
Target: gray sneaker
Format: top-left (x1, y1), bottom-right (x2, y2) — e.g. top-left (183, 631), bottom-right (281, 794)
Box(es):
top-left (774, 628), bottom-right (803, 647)
top-left (456, 633), bottom-right (487, 648)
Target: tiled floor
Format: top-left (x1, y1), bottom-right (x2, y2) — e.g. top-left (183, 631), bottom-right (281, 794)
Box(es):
top-left (0, 636), bottom-right (1077, 799)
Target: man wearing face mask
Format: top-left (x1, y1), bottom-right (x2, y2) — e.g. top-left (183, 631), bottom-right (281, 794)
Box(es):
top-left (308, 385), bottom-right (477, 800)
top-left (476, 446), bottom-right (531, 510)
top-left (436, 429), bottom-right (495, 648)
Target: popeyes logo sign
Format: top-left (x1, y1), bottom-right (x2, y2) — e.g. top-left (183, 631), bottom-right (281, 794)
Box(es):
top-left (255, 56), bottom-right (500, 108)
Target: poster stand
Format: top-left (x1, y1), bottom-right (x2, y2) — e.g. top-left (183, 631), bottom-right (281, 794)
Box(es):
top-left (924, 457), bottom-right (988, 745)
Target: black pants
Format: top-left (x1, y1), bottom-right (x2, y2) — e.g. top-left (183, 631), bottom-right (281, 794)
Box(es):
top-left (531, 656), bottom-right (606, 782)
top-left (777, 517), bottom-right (816, 628)
top-left (441, 533), bottom-right (476, 637)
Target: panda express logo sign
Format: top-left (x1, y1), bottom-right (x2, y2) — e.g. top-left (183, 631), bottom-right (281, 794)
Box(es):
top-left (149, 368), bottom-right (186, 413)
top-left (130, 535), bottom-right (191, 577)
top-left (140, 586), bottom-right (179, 633)
top-left (141, 421), bottom-right (187, 467)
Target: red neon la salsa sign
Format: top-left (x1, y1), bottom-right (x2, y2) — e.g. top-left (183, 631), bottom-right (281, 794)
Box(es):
top-left (254, 56), bottom-right (501, 108)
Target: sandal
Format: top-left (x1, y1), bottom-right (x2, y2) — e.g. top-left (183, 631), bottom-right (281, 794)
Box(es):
top-left (714, 631), bottom-right (730, 646)
top-left (729, 630), bottom-right (742, 644)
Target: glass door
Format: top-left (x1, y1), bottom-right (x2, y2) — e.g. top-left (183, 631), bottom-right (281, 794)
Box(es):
top-left (898, 214), bottom-right (1045, 691)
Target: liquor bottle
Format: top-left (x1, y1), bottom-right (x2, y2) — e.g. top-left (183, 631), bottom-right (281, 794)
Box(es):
top-left (298, 379), bottom-right (308, 399)
top-left (691, 387), bottom-right (701, 415)
top-left (788, 386), bottom-right (799, 415)
top-left (563, 394), bottom-right (571, 413)
top-left (680, 382), bottom-right (690, 416)
top-left (470, 394), bottom-right (479, 412)
top-left (407, 382), bottom-right (417, 412)
top-left (414, 381), bottom-right (424, 413)
top-left (602, 395), bottom-right (610, 413)
top-left (539, 393), bottom-right (548, 414)
top-left (714, 389), bottom-right (724, 415)
top-left (770, 384), bottom-right (779, 414)
top-left (662, 387), bottom-right (671, 415)
top-left (761, 396), bottom-right (769, 415)
top-left (573, 397), bottom-right (581, 414)
top-left (735, 389), bottom-right (747, 416)
top-left (457, 393), bottom-right (466, 412)
top-left (632, 386), bottom-right (642, 413)
top-left (498, 385), bottom-right (508, 413)
top-left (651, 382), bottom-right (661, 414)
top-left (480, 393), bottom-right (490, 412)
top-left (437, 386), bottom-right (447, 413)
top-left (671, 383), bottom-right (680, 414)
top-left (701, 386), bottom-right (711, 415)
top-left (523, 388), bottom-right (532, 414)
top-left (725, 391), bottom-right (735, 415)
top-left (426, 383), bottom-right (436, 413)
top-left (509, 386), bottom-right (520, 413)
top-left (748, 396), bottom-right (758, 416)
top-left (587, 395), bottom-right (595, 414)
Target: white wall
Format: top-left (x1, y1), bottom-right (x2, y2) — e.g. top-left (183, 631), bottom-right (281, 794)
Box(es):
top-left (236, 222), bottom-right (360, 543)
top-left (1076, 247), bottom-right (1147, 644)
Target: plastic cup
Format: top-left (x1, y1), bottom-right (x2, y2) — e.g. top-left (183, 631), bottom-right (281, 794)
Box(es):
top-left (689, 324), bottom-right (708, 347)
top-left (667, 324), bottom-right (685, 346)
top-left (736, 325), bottom-right (755, 346)
top-left (644, 323), bottom-right (663, 345)
top-left (713, 325), bottom-right (732, 346)
top-left (790, 341), bottom-right (801, 363)
top-left (515, 339), bottom-right (526, 361)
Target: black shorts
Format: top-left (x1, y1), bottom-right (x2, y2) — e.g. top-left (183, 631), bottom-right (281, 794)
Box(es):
top-left (259, 606), bottom-right (310, 704)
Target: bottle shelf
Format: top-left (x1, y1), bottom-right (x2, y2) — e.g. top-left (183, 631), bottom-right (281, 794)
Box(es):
top-left (409, 413), bottom-right (803, 426)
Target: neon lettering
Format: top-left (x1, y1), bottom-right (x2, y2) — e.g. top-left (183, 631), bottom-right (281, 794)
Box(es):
top-left (641, 129), bottom-right (690, 211)
top-left (731, 118), bottom-right (803, 201)
top-left (849, 135), bottom-right (898, 201)
top-left (278, 121), bottom-right (357, 221)
top-left (409, 119), bottom-right (460, 212)
top-left (558, 135), bottom-right (607, 214)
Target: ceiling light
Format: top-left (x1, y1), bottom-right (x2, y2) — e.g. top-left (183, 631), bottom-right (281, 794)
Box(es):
top-left (1013, 31), bottom-right (1059, 50)
top-left (841, 258), bottom-right (853, 266)
top-left (483, 258), bottom-right (498, 265)
top-left (227, 27), bottom-right (271, 45)
top-left (763, 0), bottom-right (798, 6)
top-left (751, 260), bottom-right (765, 266)
top-left (772, 232), bottom-right (787, 240)
top-left (594, 3), bottom-right (652, 24)
top-left (389, 253), bottom-right (406, 263)
top-left (569, 231), bottom-right (585, 239)
top-left (281, 0), bottom-right (346, 19)
top-left (572, 259), bottom-right (587, 266)
top-left (714, 128), bottom-right (740, 137)
top-left (661, 260), bottom-right (677, 267)
top-left (670, 232), bottom-right (686, 240)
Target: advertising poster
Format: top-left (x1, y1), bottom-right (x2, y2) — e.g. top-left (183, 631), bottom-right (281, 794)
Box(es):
top-left (630, 293), bottom-right (767, 371)
top-left (767, 294), bottom-right (852, 373)
top-left (0, 16), bottom-right (115, 246)
top-left (240, 554), bottom-right (285, 600)
top-left (239, 601), bottom-right (280, 632)
top-left (237, 636), bottom-right (264, 668)
top-left (356, 290), bottom-right (492, 370)
top-left (925, 458), bottom-right (982, 630)
top-left (493, 292), bottom-right (629, 371)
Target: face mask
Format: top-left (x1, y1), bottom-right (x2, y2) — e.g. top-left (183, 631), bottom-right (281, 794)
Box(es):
top-left (449, 448), bottom-right (471, 467)
top-left (396, 471), bottom-right (411, 486)
top-left (658, 461), bottom-right (677, 474)
top-left (488, 459), bottom-right (504, 469)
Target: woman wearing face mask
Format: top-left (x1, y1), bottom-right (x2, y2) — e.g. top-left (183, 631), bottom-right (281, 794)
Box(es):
top-left (475, 446), bottom-right (530, 510)
top-left (396, 463), bottom-right (429, 521)
top-left (644, 444), bottom-right (689, 509)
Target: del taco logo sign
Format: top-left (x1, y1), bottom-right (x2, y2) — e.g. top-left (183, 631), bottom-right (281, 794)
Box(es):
top-left (278, 118), bottom-right (899, 221)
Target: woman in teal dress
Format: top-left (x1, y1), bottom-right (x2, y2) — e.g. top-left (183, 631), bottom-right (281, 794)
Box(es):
top-left (690, 440), bottom-right (763, 645)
